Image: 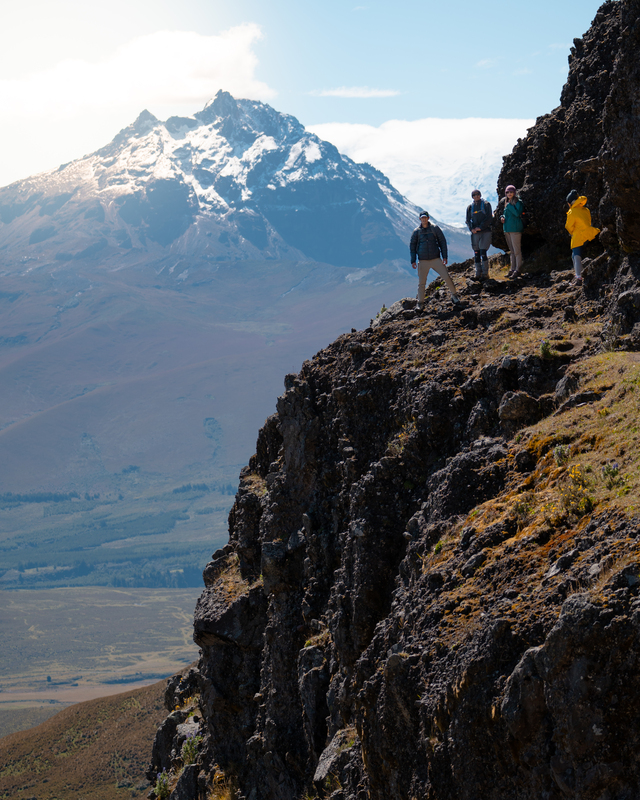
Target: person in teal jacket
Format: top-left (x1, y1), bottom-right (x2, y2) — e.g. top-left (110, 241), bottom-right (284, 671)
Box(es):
top-left (500, 185), bottom-right (524, 278)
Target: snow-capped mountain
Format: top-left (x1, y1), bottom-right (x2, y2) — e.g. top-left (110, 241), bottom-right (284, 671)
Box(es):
top-left (0, 90), bottom-right (468, 272)
top-left (309, 118), bottom-right (534, 228)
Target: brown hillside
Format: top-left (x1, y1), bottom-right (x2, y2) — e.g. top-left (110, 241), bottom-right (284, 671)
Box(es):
top-left (0, 680), bottom-right (166, 800)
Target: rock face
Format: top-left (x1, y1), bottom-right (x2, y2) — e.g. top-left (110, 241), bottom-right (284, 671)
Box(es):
top-left (495, 0), bottom-right (640, 259)
top-left (146, 3), bottom-right (640, 798)
top-left (148, 239), bottom-right (640, 799)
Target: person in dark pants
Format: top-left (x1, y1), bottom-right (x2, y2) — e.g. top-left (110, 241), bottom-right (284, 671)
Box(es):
top-left (409, 211), bottom-right (460, 310)
top-left (466, 189), bottom-right (492, 280)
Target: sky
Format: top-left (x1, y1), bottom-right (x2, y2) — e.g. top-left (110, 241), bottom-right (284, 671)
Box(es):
top-left (0, 0), bottom-right (608, 222)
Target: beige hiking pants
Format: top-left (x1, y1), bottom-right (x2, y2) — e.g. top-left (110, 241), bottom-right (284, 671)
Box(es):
top-left (503, 231), bottom-right (522, 272)
top-left (418, 258), bottom-right (457, 301)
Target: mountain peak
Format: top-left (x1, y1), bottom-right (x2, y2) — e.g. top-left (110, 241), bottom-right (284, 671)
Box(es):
top-left (196, 90), bottom-right (239, 124)
top-left (135, 109), bottom-right (159, 127)
top-left (102, 108), bottom-right (160, 152)
top-left (211, 89), bottom-right (239, 117)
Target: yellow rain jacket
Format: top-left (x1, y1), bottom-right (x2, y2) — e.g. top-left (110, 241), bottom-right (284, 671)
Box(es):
top-left (565, 196), bottom-right (600, 248)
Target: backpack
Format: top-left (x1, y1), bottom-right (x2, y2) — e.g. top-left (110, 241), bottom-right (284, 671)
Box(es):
top-left (469, 200), bottom-right (489, 229)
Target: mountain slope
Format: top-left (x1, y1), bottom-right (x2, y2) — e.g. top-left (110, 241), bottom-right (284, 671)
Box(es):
top-left (0, 90), bottom-right (468, 270)
top-left (0, 680), bottom-right (167, 800)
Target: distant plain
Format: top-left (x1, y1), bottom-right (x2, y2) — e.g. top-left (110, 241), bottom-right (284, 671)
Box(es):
top-left (0, 586), bottom-right (200, 737)
top-left (0, 258), bottom-right (415, 586)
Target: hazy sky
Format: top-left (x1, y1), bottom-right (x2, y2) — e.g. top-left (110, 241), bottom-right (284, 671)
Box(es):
top-left (0, 0), bottom-right (607, 197)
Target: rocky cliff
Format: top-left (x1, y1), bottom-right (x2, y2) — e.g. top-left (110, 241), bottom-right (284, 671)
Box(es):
top-left (147, 3), bottom-right (640, 799)
top-left (495, 0), bottom-right (640, 260)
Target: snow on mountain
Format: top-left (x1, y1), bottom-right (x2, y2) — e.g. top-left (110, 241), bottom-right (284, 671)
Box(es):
top-left (309, 118), bottom-right (534, 227)
top-left (0, 91), bottom-right (469, 272)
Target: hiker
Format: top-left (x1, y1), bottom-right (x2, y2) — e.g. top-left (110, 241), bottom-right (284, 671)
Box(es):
top-left (565, 190), bottom-right (600, 286)
top-left (500, 185), bottom-right (524, 278)
top-left (466, 189), bottom-right (493, 280)
top-left (410, 211), bottom-right (460, 309)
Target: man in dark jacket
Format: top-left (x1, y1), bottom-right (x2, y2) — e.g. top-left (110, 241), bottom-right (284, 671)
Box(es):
top-left (465, 189), bottom-right (492, 280)
top-left (410, 211), bottom-right (460, 310)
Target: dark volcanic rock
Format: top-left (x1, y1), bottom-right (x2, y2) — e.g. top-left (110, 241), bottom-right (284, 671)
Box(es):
top-left (496, 0), bottom-right (640, 264)
top-left (599, 0), bottom-right (640, 252)
top-left (149, 239), bottom-right (640, 799)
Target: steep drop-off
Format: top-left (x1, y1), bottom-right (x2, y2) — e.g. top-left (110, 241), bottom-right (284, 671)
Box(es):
top-left (147, 3), bottom-right (640, 799)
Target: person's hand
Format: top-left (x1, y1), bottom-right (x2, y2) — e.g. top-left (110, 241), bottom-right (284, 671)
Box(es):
top-left (411, 262), bottom-right (417, 269)
top-left (500, 216), bottom-right (505, 223)
top-left (443, 259), bottom-right (448, 266)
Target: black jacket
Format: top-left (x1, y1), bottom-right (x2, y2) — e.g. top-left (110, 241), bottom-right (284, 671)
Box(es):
top-left (410, 223), bottom-right (448, 262)
top-left (466, 200), bottom-right (493, 232)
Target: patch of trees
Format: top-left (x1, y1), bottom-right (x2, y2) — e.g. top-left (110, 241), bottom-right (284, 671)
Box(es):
top-left (0, 491), bottom-right (80, 506)
top-left (172, 483), bottom-right (209, 494)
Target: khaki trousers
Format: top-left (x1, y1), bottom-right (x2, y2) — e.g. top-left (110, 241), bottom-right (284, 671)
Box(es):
top-left (418, 258), bottom-right (457, 301)
top-left (504, 231), bottom-right (522, 272)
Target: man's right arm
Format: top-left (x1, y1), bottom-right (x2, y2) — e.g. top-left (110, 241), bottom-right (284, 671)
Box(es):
top-left (410, 229), bottom-right (418, 263)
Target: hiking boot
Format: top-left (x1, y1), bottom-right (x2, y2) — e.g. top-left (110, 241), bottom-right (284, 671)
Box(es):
top-left (451, 294), bottom-right (461, 306)
top-left (416, 302), bottom-right (423, 312)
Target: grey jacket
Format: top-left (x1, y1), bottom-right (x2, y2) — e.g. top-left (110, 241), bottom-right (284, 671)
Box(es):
top-left (410, 223), bottom-right (448, 262)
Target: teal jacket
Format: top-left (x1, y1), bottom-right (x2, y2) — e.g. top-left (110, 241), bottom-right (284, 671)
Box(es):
top-left (503, 199), bottom-right (524, 233)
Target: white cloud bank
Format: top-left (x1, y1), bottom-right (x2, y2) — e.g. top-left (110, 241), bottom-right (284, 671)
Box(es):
top-left (309, 118), bottom-right (534, 226)
top-left (0, 26), bottom-right (274, 187)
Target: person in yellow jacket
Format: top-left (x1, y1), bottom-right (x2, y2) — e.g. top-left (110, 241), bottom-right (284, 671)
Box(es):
top-left (565, 190), bottom-right (600, 285)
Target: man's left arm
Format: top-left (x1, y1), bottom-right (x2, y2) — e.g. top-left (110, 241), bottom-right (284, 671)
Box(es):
top-left (436, 226), bottom-right (448, 264)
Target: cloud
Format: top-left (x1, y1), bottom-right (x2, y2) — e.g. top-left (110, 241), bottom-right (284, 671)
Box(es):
top-left (513, 68), bottom-right (533, 76)
top-left (475, 58), bottom-right (498, 69)
top-left (0, 25), bottom-right (274, 119)
top-left (0, 25), bottom-right (276, 187)
top-left (310, 86), bottom-right (400, 98)
top-left (309, 118), bottom-right (534, 225)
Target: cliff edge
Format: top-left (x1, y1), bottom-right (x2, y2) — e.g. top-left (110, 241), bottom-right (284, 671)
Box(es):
top-left (147, 2), bottom-right (640, 799)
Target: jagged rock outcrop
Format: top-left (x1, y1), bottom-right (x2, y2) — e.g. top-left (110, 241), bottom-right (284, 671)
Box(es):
top-left (495, 0), bottom-right (640, 260)
top-left (147, 3), bottom-right (640, 798)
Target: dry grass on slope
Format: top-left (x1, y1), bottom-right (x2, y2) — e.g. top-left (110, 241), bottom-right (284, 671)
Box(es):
top-left (413, 351), bottom-right (640, 658)
top-left (0, 680), bottom-right (167, 800)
